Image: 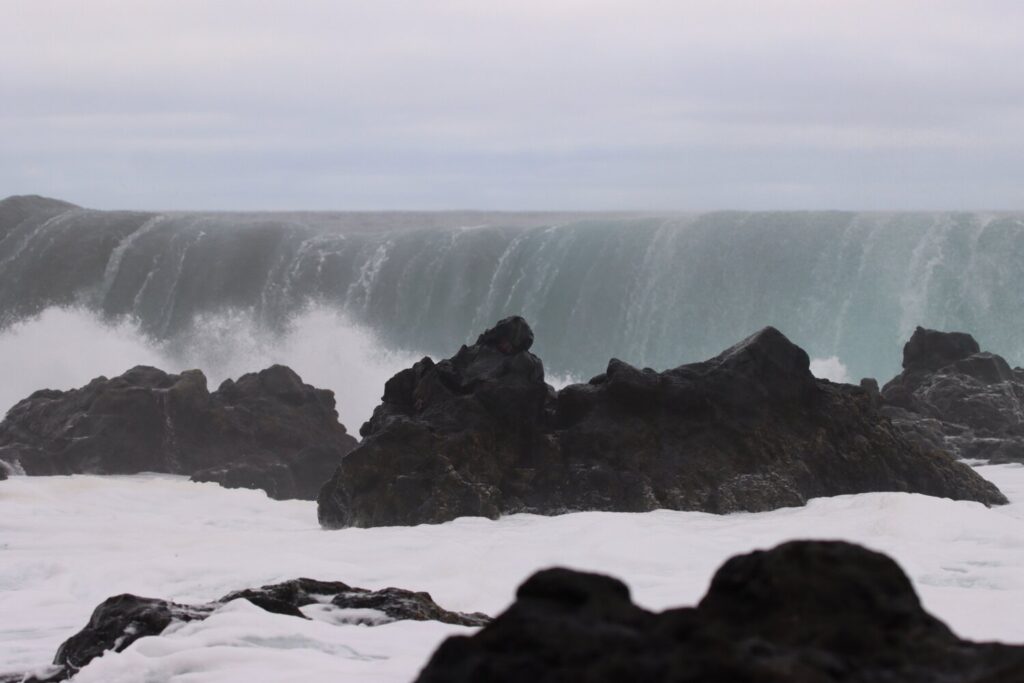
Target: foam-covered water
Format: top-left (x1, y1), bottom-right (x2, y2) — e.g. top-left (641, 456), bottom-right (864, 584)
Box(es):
top-left (1, 466), bottom-right (1023, 681)
top-left (4, 196), bottom-right (1024, 385)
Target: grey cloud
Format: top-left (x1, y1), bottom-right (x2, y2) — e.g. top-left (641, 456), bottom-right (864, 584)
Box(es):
top-left (2, 0), bottom-right (1024, 209)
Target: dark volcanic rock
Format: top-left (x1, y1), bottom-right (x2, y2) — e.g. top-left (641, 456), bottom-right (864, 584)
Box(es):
top-left (221, 577), bottom-right (489, 627)
top-left (26, 577), bottom-right (488, 682)
top-left (0, 364), bottom-right (357, 499)
top-left (318, 318), bottom-right (1005, 528)
top-left (29, 595), bottom-right (212, 682)
top-left (881, 327), bottom-right (1024, 463)
top-left (416, 540), bottom-right (1024, 683)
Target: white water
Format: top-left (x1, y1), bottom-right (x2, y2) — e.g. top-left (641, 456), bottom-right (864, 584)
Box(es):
top-left (1, 465), bottom-right (1023, 681)
top-left (0, 306), bottom-right (593, 430)
top-left (0, 306), bottom-right (418, 429)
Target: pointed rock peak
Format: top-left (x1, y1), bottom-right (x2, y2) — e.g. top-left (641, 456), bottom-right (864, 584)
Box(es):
top-left (903, 327), bottom-right (980, 371)
top-left (714, 326), bottom-right (811, 379)
top-left (475, 316), bottom-right (534, 355)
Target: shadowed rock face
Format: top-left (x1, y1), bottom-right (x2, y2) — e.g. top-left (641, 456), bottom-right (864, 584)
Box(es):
top-left (23, 577), bottom-right (489, 682)
top-left (318, 318), bottom-right (1005, 528)
top-left (415, 541), bottom-right (1024, 683)
top-left (881, 327), bottom-right (1024, 463)
top-left (0, 364), bottom-right (357, 499)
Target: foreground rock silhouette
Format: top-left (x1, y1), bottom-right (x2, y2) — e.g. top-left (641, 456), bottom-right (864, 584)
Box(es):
top-left (0, 364), bottom-right (357, 500)
top-left (416, 540), bottom-right (1024, 683)
top-left (881, 326), bottom-right (1024, 463)
top-left (318, 317), bottom-right (1005, 527)
top-left (23, 578), bottom-right (489, 682)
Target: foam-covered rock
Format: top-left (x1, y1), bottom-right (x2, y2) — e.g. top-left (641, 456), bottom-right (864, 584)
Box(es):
top-left (25, 577), bottom-right (489, 682)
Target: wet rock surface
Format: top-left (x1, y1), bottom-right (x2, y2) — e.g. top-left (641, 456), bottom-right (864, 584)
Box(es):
top-left (416, 540), bottom-right (1024, 683)
top-left (0, 364), bottom-right (357, 499)
top-left (881, 327), bottom-right (1024, 463)
top-left (23, 577), bottom-right (488, 682)
top-left (318, 317), bottom-right (1005, 528)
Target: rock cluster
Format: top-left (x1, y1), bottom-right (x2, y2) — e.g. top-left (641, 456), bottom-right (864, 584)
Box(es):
top-left (416, 540), bottom-right (1024, 683)
top-left (25, 577), bottom-right (488, 682)
top-left (880, 326), bottom-right (1024, 463)
top-left (318, 317), bottom-right (1005, 528)
top-left (0, 364), bottom-right (356, 499)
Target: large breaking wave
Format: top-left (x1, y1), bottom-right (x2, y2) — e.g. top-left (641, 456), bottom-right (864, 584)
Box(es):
top-left (3, 194), bottom-right (1023, 403)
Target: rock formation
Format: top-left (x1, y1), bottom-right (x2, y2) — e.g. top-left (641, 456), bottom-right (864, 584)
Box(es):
top-left (318, 317), bottom-right (1005, 528)
top-left (23, 577), bottom-right (488, 682)
top-left (416, 540), bottom-right (1024, 683)
top-left (880, 326), bottom-right (1024, 463)
top-left (0, 364), bottom-right (357, 499)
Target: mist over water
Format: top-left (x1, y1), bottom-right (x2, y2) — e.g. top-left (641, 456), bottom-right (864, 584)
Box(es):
top-left (3, 195), bottom-right (1024, 400)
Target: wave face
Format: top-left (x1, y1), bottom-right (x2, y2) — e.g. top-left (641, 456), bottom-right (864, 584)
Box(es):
top-left (3, 195), bottom-right (1023, 383)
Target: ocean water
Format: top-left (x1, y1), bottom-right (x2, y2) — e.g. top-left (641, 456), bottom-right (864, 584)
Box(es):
top-left (1, 465), bottom-right (1023, 681)
top-left (4, 196), bottom-right (1024, 387)
top-left (4, 197), bottom-right (1024, 681)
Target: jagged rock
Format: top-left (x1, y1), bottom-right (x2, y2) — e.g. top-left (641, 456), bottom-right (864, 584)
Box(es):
top-left (881, 327), bottom-right (1024, 463)
top-left (416, 540), bottom-right (1024, 683)
top-left (24, 596), bottom-right (213, 682)
top-left (318, 318), bottom-right (1005, 528)
top-left (0, 364), bottom-right (357, 500)
top-left (221, 577), bottom-right (489, 627)
top-left (24, 577), bottom-right (489, 682)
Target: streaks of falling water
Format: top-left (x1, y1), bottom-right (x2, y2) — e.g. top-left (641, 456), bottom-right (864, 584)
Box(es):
top-left (2, 197), bottom-right (1024, 383)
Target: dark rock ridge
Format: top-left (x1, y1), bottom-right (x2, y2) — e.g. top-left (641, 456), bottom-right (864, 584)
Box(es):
top-left (24, 577), bottom-right (489, 682)
top-left (880, 326), bottom-right (1024, 463)
top-left (416, 540), bottom-right (1024, 683)
top-left (0, 364), bottom-right (357, 500)
top-left (318, 317), bottom-right (1005, 528)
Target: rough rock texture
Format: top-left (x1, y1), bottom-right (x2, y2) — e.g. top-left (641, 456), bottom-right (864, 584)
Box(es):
top-left (416, 540), bottom-right (1024, 683)
top-left (318, 318), bottom-right (1005, 528)
top-left (25, 577), bottom-right (489, 682)
top-left (220, 577), bottom-right (490, 627)
top-left (0, 364), bottom-right (357, 499)
top-left (881, 327), bottom-right (1024, 463)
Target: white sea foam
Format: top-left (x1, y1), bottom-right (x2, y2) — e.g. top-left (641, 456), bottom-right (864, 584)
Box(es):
top-left (1, 465), bottom-right (1023, 681)
top-left (810, 355), bottom-right (852, 383)
top-left (0, 306), bottom-right (417, 428)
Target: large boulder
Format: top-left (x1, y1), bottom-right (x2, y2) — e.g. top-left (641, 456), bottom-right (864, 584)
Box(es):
top-left (318, 318), bottom-right (1005, 528)
top-left (25, 577), bottom-right (489, 682)
top-left (415, 540), bottom-right (1024, 683)
top-left (0, 364), bottom-right (357, 499)
top-left (881, 327), bottom-right (1024, 462)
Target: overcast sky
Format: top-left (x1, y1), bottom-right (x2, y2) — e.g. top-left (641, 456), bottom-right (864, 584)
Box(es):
top-left (3, 1), bottom-right (1024, 210)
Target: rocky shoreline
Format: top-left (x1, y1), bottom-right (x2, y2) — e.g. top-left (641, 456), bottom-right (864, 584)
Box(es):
top-left (318, 317), bottom-right (1006, 527)
top-left (3, 319), bottom-right (1024, 681)
top-left (0, 365), bottom-right (357, 500)
top-left (21, 578), bottom-right (489, 683)
top-left (416, 540), bottom-right (1024, 682)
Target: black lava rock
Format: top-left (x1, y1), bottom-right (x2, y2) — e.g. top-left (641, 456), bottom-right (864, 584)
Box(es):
top-left (25, 577), bottom-right (489, 682)
top-left (318, 319), bottom-right (1005, 527)
top-left (415, 540), bottom-right (1024, 683)
top-left (881, 327), bottom-right (1024, 463)
top-left (0, 364), bottom-right (357, 499)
